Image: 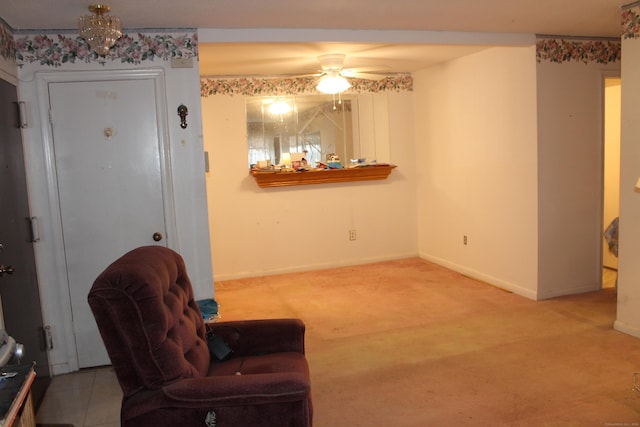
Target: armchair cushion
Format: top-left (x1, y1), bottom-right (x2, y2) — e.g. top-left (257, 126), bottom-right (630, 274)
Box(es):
top-left (208, 318), bottom-right (306, 356)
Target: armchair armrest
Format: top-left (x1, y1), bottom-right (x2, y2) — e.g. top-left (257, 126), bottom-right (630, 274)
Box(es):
top-left (207, 318), bottom-right (306, 356)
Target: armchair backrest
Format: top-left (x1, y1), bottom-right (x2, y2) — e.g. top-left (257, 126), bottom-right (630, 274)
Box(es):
top-left (88, 245), bottom-right (210, 397)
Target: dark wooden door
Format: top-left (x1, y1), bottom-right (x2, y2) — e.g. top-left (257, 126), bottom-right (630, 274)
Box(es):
top-left (0, 78), bottom-right (51, 409)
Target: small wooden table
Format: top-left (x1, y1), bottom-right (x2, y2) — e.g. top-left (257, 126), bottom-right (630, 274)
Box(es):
top-left (0, 363), bottom-right (36, 427)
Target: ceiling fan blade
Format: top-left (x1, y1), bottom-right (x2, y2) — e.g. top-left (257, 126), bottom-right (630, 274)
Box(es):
top-left (342, 70), bottom-right (388, 80)
top-left (318, 53), bottom-right (346, 71)
top-left (344, 65), bottom-right (392, 73)
top-left (256, 71), bottom-right (323, 79)
top-left (288, 72), bottom-right (324, 78)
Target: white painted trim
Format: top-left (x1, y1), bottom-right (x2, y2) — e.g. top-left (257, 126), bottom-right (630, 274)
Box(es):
top-left (419, 252), bottom-right (539, 300)
top-left (151, 70), bottom-right (180, 252)
top-left (33, 68), bottom-right (177, 371)
top-left (536, 285), bottom-right (602, 300)
top-left (213, 252), bottom-right (418, 282)
top-left (35, 74), bottom-right (78, 371)
top-left (614, 319), bottom-right (640, 338)
top-left (0, 69), bottom-right (16, 86)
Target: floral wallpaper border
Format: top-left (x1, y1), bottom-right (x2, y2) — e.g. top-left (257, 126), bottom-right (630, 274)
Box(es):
top-left (0, 19), bottom-right (15, 61)
top-left (622, 5), bottom-right (640, 39)
top-left (3, 8), bottom-right (636, 77)
top-left (200, 74), bottom-right (413, 97)
top-left (12, 31), bottom-right (197, 67)
top-left (536, 38), bottom-right (621, 64)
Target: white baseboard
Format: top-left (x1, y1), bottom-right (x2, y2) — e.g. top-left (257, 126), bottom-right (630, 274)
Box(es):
top-left (535, 284), bottom-right (601, 300)
top-left (51, 362), bottom-right (74, 376)
top-left (614, 320), bottom-right (640, 339)
top-left (213, 252), bottom-right (419, 282)
top-left (418, 252), bottom-right (538, 300)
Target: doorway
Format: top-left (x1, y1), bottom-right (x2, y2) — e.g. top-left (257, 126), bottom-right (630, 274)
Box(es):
top-left (39, 69), bottom-right (175, 368)
top-left (602, 77), bottom-right (621, 289)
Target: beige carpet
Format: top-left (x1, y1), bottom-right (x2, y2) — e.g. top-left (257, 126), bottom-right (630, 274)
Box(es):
top-left (214, 258), bottom-right (640, 426)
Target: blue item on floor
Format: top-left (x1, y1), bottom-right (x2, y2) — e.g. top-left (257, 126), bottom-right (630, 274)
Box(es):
top-left (197, 298), bottom-right (219, 321)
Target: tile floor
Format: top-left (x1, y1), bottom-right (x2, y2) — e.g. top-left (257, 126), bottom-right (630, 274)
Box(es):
top-left (35, 366), bottom-right (121, 427)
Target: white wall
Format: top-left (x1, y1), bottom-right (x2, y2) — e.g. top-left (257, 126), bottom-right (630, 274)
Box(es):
top-left (202, 91), bottom-right (417, 280)
top-left (536, 59), bottom-right (620, 299)
top-left (414, 46), bottom-right (539, 299)
top-left (15, 32), bottom-right (213, 374)
top-left (617, 32), bottom-right (640, 338)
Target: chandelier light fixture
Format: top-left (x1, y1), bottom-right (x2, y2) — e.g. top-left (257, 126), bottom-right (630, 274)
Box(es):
top-left (316, 71), bottom-right (351, 94)
top-left (78, 4), bottom-right (123, 56)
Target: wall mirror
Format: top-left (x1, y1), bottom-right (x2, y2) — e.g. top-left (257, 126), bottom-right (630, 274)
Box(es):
top-left (246, 93), bottom-right (389, 169)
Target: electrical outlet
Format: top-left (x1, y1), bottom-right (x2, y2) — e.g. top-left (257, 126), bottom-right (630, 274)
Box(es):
top-left (349, 229), bottom-right (357, 241)
top-left (463, 235), bottom-right (468, 245)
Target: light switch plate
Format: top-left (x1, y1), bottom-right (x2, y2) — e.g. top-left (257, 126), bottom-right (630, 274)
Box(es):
top-left (171, 57), bottom-right (194, 68)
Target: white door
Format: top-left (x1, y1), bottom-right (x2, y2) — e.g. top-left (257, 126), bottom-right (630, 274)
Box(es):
top-left (48, 75), bottom-right (172, 367)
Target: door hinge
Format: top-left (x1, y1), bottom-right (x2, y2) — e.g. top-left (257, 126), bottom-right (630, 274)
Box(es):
top-left (48, 108), bottom-right (53, 125)
top-left (27, 216), bottom-right (40, 243)
top-left (40, 325), bottom-right (53, 351)
top-left (17, 101), bottom-right (28, 128)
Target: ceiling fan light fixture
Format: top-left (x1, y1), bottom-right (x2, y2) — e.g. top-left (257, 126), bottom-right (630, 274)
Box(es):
top-left (78, 4), bottom-right (123, 56)
top-left (316, 73), bottom-right (351, 94)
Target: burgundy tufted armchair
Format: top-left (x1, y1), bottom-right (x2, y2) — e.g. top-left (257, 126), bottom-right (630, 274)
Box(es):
top-left (88, 245), bottom-right (312, 426)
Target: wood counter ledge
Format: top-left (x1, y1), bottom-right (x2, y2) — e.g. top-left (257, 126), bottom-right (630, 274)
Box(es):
top-left (250, 165), bottom-right (397, 188)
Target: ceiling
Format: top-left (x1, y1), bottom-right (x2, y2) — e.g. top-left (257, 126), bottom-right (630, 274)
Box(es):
top-left (0, 0), bottom-right (628, 76)
top-left (196, 42), bottom-right (494, 77)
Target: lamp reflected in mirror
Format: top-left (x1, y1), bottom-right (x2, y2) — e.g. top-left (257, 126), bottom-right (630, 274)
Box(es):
top-left (267, 99), bottom-right (292, 115)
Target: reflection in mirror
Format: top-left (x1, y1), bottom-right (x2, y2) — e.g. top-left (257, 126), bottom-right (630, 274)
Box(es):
top-left (247, 95), bottom-right (358, 169)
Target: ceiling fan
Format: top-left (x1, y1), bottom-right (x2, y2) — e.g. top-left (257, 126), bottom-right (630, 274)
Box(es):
top-left (309, 53), bottom-right (389, 94)
top-left (316, 53), bottom-right (388, 80)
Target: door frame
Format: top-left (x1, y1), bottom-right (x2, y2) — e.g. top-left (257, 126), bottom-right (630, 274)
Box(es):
top-left (35, 68), bottom-right (177, 371)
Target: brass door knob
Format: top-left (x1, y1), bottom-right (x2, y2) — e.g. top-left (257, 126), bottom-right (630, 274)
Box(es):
top-left (152, 232), bottom-right (163, 242)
